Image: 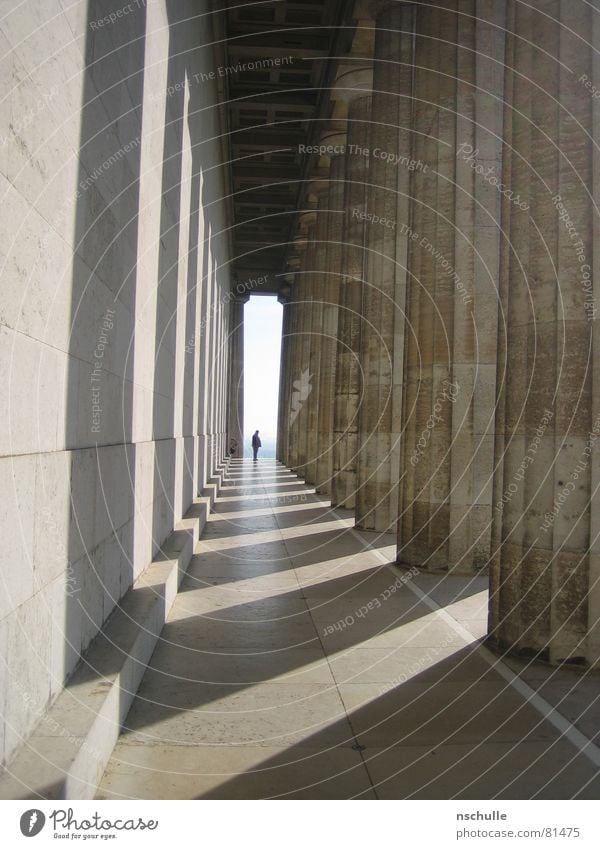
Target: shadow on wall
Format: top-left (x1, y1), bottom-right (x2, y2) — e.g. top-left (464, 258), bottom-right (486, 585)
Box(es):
top-left (64, 0), bottom-right (147, 687)
top-left (152, 0), bottom-right (230, 555)
top-left (60, 0), bottom-right (230, 695)
top-left (150, 6), bottom-right (184, 563)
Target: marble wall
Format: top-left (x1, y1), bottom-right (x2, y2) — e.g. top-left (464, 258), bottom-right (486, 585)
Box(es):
top-left (0, 0), bottom-right (233, 766)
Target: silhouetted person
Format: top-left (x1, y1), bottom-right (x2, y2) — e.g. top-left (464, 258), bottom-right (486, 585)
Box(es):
top-left (251, 430), bottom-right (261, 461)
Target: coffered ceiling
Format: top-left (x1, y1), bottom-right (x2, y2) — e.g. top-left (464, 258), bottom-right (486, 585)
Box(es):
top-left (220, 0), bottom-right (354, 292)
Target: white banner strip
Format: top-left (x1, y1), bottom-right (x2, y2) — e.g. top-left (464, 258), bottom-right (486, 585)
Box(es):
top-left (0, 800), bottom-right (598, 848)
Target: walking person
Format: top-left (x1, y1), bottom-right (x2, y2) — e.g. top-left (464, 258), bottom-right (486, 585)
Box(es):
top-left (251, 430), bottom-right (261, 461)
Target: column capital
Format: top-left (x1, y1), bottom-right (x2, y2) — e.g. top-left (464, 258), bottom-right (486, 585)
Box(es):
top-left (291, 237), bottom-right (308, 255)
top-left (286, 255), bottom-right (302, 272)
top-left (297, 210), bottom-right (317, 234)
top-left (306, 179), bottom-right (330, 203)
top-left (332, 65), bottom-right (373, 106)
top-left (277, 281), bottom-right (291, 304)
top-left (309, 128), bottom-right (348, 169)
top-left (319, 127), bottom-right (348, 148)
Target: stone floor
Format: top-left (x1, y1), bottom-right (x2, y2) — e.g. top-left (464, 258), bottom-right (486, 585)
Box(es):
top-left (97, 460), bottom-right (600, 799)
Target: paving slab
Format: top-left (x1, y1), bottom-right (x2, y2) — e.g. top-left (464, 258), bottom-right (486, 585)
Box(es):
top-left (98, 461), bottom-right (600, 799)
top-left (98, 744), bottom-right (375, 800)
top-left (363, 742), bottom-right (600, 799)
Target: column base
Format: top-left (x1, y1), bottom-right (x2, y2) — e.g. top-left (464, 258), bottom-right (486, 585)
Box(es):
top-left (484, 635), bottom-right (588, 669)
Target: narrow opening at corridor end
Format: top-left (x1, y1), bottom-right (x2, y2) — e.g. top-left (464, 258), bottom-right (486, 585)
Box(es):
top-left (243, 294), bottom-right (283, 458)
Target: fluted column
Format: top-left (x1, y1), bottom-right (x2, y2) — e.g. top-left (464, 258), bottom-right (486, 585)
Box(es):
top-left (396, 0), bottom-right (505, 573)
top-left (276, 280), bottom-right (298, 465)
top-left (276, 286), bottom-right (291, 465)
top-left (317, 61), bottom-right (374, 498)
top-left (314, 151), bottom-right (345, 493)
top-left (226, 294), bottom-right (248, 459)
top-left (304, 187), bottom-right (329, 484)
top-left (354, 0), bottom-right (416, 531)
top-left (395, 1), bottom-right (483, 569)
top-left (288, 220), bottom-right (314, 473)
top-left (280, 304), bottom-right (299, 468)
top-left (332, 92), bottom-right (372, 508)
top-left (279, 259), bottom-right (303, 468)
top-left (489, 0), bottom-right (600, 666)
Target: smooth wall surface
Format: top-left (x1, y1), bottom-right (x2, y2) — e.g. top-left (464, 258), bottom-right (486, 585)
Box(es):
top-left (0, 0), bottom-right (232, 767)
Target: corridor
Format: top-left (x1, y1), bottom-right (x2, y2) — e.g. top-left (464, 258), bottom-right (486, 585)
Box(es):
top-left (98, 461), bottom-right (600, 800)
top-left (5, 0), bottom-right (600, 815)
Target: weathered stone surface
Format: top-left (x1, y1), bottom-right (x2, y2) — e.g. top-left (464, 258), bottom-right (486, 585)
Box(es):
top-left (398, 0), bottom-right (505, 574)
top-left (355, 2), bottom-right (416, 532)
top-left (332, 94), bottom-right (372, 509)
top-left (0, 0), bottom-right (234, 771)
top-left (489, 0), bottom-right (598, 666)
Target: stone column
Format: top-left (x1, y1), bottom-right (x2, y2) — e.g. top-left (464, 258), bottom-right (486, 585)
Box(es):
top-left (396, 0), bottom-right (505, 572)
top-left (226, 294), bottom-right (248, 459)
top-left (287, 221), bottom-right (314, 473)
top-left (331, 91), bottom-right (373, 507)
top-left (278, 266), bottom-right (296, 467)
top-left (488, 0), bottom-right (600, 666)
top-left (354, 0), bottom-right (416, 531)
top-left (316, 63), bottom-right (374, 497)
top-left (314, 150), bottom-right (345, 494)
top-left (197, 251), bottom-right (214, 489)
top-left (284, 283), bottom-right (301, 472)
top-left (276, 280), bottom-right (292, 465)
top-left (302, 186), bottom-right (329, 485)
top-left (276, 300), bottom-right (288, 464)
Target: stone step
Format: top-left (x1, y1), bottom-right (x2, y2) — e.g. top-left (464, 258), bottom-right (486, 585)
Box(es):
top-left (0, 464), bottom-right (229, 799)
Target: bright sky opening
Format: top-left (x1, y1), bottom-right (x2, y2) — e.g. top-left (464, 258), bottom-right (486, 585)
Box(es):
top-left (243, 295), bottom-right (282, 457)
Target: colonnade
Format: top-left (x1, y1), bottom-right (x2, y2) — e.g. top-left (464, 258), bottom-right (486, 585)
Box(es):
top-left (276, 0), bottom-right (600, 667)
